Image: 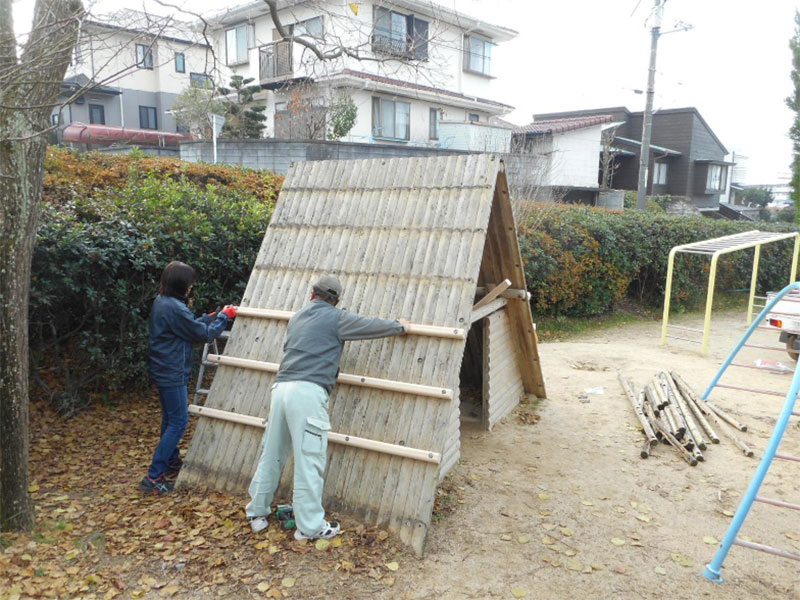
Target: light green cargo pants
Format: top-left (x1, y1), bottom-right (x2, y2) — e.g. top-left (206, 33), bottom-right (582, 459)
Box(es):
top-left (245, 380), bottom-right (331, 536)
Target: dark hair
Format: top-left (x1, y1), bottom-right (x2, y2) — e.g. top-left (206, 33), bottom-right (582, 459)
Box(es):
top-left (159, 261), bottom-right (195, 298)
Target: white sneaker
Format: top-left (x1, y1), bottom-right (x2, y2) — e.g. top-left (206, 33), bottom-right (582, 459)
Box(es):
top-left (249, 516), bottom-right (269, 533)
top-left (294, 520), bottom-right (340, 541)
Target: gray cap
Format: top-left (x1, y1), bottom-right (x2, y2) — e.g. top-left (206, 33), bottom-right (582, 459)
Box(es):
top-left (313, 274), bottom-right (342, 299)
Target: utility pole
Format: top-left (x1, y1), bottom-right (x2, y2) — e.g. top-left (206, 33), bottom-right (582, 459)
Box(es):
top-left (636, 0), bottom-right (665, 211)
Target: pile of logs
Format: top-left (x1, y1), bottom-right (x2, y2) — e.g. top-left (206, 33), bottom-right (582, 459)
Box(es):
top-left (619, 371), bottom-right (754, 466)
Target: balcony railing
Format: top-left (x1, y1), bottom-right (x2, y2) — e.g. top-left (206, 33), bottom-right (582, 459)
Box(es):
top-left (371, 34), bottom-right (412, 59)
top-left (259, 40), bottom-right (293, 85)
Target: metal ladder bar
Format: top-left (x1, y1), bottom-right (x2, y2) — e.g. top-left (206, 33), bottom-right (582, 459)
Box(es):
top-left (192, 330), bottom-right (228, 404)
top-left (703, 281), bottom-right (800, 582)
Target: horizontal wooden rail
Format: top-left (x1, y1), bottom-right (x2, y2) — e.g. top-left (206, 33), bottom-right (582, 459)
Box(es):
top-left (234, 306), bottom-right (465, 340)
top-left (188, 404), bottom-right (441, 464)
top-left (475, 285), bottom-right (531, 301)
top-left (207, 354), bottom-right (453, 400)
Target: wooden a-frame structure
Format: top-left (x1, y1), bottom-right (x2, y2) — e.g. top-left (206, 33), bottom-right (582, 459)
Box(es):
top-left (178, 154), bottom-right (546, 555)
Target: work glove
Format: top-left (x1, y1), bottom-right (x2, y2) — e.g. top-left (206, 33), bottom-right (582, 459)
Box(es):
top-left (221, 305), bottom-right (237, 319)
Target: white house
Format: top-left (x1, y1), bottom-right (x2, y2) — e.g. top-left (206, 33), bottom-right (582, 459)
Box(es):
top-left (204, 0), bottom-right (516, 148)
top-left (54, 9), bottom-right (216, 146)
top-left (510, 115), bottom-right (617, 203)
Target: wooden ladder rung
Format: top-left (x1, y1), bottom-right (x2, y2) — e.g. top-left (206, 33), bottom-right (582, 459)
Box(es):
top-left (188, 404), bottom-right (440, 464)
top-left (208, 354), bottom-right (453, 400)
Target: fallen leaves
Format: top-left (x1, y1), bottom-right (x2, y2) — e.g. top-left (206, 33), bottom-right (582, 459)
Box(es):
top-left (610, 538), bottom-right (626, 546)
top-left (670, 553), bottom-right (694, 568)
top-left (1, 396), bottom-right (412, 600)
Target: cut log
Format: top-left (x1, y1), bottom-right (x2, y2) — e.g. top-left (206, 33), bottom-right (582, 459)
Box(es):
top-left (652, 419), bottom-right (698, 467)
top-left (706, 402), bottom-right (748, 432)
top-left (670, 372), bottom-right (721, 444)
top-left (618, 373), bottom-right (657, 455)
top-left (665, 373), bottom-right (707, 451)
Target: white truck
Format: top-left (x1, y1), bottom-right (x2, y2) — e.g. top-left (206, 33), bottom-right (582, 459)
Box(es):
top-left (766, 290), bottom-right (800, 360)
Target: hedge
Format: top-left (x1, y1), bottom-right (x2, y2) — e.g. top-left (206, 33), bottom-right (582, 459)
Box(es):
top-left (30, 150), bottom-right (800, 405)
top-left (31, 148), bottom-right (280, 410)
top-left (519, 204), bottom-right (799, 317)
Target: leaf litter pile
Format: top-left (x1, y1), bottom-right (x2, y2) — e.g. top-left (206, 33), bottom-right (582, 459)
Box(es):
top-left (1, 394), bottom-right (414, 599)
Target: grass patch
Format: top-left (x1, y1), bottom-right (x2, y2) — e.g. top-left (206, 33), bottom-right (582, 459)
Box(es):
top-left (535, 292), bottom-right (753, 342)
top-left (535, 306), bottom-right (656, 342)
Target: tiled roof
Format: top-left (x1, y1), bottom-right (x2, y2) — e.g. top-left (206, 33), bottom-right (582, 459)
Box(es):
top-left (335, 69), bottom-right (514, 110)
top-left (516, 114), bottom-right (614, 134)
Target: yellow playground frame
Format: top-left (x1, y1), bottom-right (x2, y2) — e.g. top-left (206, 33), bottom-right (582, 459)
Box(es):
top-left (661, 230), bottom-right (800, 354)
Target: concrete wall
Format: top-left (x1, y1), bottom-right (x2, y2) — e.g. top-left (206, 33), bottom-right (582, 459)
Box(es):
top-left (180, 139), bottom-right (469, 174)
top-left (438, 121), bottom-right (511, 152)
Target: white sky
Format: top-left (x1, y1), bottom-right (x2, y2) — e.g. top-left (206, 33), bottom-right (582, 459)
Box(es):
top-left (12, 0), bottom-right (800, 184)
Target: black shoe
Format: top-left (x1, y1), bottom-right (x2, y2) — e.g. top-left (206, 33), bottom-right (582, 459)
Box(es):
top-left (139, 475), bottom-right (174, 495)
top-left (165, 458), bottom-right (183, 480)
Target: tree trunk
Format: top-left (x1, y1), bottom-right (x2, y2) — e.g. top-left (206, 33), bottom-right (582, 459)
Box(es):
top-left (0, 134), bottom-right (44, 531)
top-left (0, 0), bottom-right (83, 531)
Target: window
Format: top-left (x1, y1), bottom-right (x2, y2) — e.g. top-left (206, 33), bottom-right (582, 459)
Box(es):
top-left (706, 164), bottom-right (726, 191)
top-left (371, 97), bottom-right (410, 140)
top-left (468, 113), bottom-right (480, 122)
top-left (372, 7), bottom-right (428, 59)
top-left (136, 43), bottom-right (153, 69)
top-left (139, 106), bottom-right (158, 130)
top-left (175, 52), bottom-right (185, 73)
top-left (226, 23), bottom-right (254, 65)
top-left (190, 72), bottom-right (213, 88)
top-left (51, 113), bottom-right (60, 126)
top-left (291, 16), bottom-right (324, 40)
top-left (463, 35), bottom-right (493, 76)
top-left (429, 107), bottom-right (440, 140)
top-left (654, 162), bottom-right (668, 185)
top-left (89, 103), bottom-right (105, 125)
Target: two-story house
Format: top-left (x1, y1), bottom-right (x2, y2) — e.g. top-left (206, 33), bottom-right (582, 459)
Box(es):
top-left (205, 0), bottom-right (516, 149)
top-left (54, 9), bottom-right (215, 148)
top-left (533, 106), bottom-right (733, 214)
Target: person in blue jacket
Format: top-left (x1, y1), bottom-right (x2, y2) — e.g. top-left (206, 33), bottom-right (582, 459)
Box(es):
top-left (140, 261), bottom-right (236, 494)
top-left (246, 274), bottom-right (409, 540)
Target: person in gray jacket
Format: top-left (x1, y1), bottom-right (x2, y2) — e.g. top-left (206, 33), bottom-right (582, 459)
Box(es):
top-left (246, 274), bottom-right (409, 540)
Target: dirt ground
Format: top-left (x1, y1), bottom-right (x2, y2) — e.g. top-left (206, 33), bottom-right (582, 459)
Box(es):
top-left (4, 309), bottom-right (800, 600)
top-left (391, 309), bottom-right (800, 600)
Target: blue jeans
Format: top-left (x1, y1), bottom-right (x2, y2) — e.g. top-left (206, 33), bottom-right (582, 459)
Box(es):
top-left (147, 385), bottom-right (189, 479)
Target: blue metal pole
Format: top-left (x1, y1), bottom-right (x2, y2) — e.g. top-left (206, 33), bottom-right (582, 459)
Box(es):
top-left (703, 364), bottom-right (800, 581)
top-left (702, 282), bottom-right (800, 402)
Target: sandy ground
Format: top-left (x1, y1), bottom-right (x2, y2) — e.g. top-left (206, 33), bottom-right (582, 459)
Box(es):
top-left (375, 309), bottom-right (800, 600)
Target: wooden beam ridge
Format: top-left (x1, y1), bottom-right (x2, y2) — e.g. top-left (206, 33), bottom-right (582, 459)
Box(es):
top-left (475, 286), bottom-right (531, 300)
top-left (472, 279), bottom-right (512, 311)
top-left (187, 404), bottom-right (441, 464)
top-left (470, 298), bottom-right (508, 323)
top-left (234, 306), bottom-right (466, 340)
top-left (206, 354), bottom-right (454, 400)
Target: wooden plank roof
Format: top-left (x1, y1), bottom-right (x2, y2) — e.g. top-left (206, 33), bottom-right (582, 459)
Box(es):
top-left (179, 154), bottom-right (544, 555)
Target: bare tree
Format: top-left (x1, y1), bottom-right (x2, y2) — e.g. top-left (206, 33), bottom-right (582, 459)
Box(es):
top-left (600, 125), bottom-right (620, 190)
top-left (503, 133), bottom-right (568, 231)
top-left (0, 0), bottom-right (84, 531)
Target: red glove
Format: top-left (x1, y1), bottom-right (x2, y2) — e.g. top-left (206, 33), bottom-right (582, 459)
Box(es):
top-left (221, 305), bottom-right (237, 319)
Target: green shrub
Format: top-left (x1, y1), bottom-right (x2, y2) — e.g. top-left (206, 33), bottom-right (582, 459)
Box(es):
top-left (519, 204), bottom-right (799, 317)
top-left (32, 149), bottom-right (277, 407)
